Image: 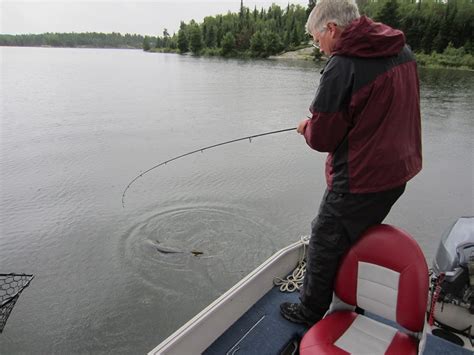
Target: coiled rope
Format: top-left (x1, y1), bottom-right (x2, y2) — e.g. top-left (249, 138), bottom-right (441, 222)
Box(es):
top-left (121, 127), bottom-right (297, 207)
top-left (273, 236), bottom-right (310, 292)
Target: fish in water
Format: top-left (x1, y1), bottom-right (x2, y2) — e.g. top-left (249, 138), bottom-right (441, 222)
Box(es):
top-left (155, 241), bottom-right (203, 256)
top-left (155, 240), bottom-right (184, 254)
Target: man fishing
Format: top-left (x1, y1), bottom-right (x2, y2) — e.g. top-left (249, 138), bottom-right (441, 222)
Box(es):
top-left (280, 0), bottom-right (422, 326)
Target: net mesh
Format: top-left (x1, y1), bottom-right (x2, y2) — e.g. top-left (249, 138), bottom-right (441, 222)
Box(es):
top-left (0, 273), bottom-right (34, 333)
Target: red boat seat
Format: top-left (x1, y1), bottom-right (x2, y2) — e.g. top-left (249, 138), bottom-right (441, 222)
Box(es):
top-left (300, 224), bottom-right (429, 355)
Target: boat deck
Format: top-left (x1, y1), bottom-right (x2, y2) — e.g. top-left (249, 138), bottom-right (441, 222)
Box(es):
top-left (204, 285), bottom-right (472, 355)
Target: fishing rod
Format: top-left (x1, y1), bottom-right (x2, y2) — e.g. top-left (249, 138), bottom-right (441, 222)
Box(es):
top-left (121, 127), bottom-right (297, 207)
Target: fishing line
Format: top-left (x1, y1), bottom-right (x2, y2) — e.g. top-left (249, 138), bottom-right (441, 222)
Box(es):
top-left (121, 127), bottom-right (297, 207)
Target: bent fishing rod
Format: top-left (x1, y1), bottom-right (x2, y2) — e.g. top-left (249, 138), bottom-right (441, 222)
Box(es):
top-left (121, 127), bottom-right (297, 207)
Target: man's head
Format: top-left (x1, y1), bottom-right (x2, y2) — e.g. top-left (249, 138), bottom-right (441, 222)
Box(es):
top-left (306, 0), bottom-right (360, 55)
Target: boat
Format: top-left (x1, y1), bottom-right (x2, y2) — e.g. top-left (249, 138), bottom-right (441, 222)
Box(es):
top-left (149, 219), bottom-right (473, 354)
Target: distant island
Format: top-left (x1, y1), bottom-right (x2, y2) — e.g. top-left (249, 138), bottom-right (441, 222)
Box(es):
top-left (0, 32), bottom-right (145, 49)
top-left (1, 1), bottom-right (472, 70)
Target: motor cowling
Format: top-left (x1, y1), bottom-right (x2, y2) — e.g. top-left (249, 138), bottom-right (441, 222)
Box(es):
top-left (429, 217), bottom-right (474, 336)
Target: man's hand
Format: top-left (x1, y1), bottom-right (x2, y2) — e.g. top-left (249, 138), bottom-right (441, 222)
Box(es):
top-left (297, 119), bottom-right (309, 135)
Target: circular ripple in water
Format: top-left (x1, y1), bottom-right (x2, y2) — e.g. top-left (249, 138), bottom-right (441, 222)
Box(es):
top-left (121, 204), bottom-right (276, 293)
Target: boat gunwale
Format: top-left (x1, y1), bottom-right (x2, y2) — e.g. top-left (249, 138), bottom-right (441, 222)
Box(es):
top-left (148, 239), bottom-right (306, 354)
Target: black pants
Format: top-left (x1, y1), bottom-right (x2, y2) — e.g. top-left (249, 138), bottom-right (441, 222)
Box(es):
top-left (299, 184), bottom-right (406, 319)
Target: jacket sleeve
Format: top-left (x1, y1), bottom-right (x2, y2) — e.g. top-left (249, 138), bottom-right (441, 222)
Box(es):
top-left (304, 56), bottom-right (353, 152)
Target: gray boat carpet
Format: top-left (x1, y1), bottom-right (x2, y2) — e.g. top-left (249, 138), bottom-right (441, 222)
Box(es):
top-left (204, 286), bottom-right (472, 354)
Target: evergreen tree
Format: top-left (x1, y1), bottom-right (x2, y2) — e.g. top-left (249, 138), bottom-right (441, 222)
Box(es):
top-left (253, 6), bottom-right (258, 21)
top-left (169, 34), bottom-right (178, 49)
top-left (291, 26), bottom-right (300, 47)
top-left (221, 32), bottom-right (236, 56)
top-left (433, 3), bottom-right (456, 52)
top-left (143, 36), bottom-right (151, 51)
top-left (250, 31), bottom-right (265, 56)
top-left (377, 0), bottom-right (401, 29)
top-left (421, 17), bottom-right (440, 53)
top-left (206, 25), bottom-right (217, 48)
top-left (162, 28), bottom-right (170, 48)
top-left (235, 30), bottom-right (252, 50)
top-left (155, 37), bottom-right (163, 48)
top-left (263, 30), bottom-right (283, 55)
top-left (402, 13), bottom-right (424, 50)
top-left (177, 28), bottom-right (188, 53)
top-left (216, 19), bottom-right (223, 47)
top-left (283, 31), bottom-right (291, 48)
top-left (433, 15), bottom-right (453, 53)
top-left (189, 25), bottom-right (203, 54)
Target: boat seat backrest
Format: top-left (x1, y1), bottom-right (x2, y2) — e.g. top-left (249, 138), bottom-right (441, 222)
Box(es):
top-left (334, 224), bottom-right (428, 333)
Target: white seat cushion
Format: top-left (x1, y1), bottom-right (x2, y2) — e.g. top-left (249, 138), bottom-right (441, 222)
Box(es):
top-left (335, 315), bottom-right (397, 354)
top-left (300, 311), bottom-right (418, 355)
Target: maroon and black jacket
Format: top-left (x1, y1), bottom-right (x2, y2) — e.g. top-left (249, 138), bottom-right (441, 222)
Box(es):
top-left (304, 16), bottom-right (422, 193)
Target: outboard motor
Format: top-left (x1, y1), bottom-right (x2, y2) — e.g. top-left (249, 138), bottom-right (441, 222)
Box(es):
top-left (429, 217), bottom-right (474, 341)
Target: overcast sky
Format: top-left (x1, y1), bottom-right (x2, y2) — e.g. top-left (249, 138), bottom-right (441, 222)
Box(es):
top-left (1, 0), bottom-right (309, 36)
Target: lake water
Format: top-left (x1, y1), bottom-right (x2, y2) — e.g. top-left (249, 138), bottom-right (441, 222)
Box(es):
top-left (0, 47), bottom-right (472, 354)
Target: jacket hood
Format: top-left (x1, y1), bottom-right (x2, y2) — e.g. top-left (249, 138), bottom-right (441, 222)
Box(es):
top-left (332, 16), bottom-right (405, 58)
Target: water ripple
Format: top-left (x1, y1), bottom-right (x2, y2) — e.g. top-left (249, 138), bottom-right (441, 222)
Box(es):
top-left (120, 202), bottom-right (276, 292)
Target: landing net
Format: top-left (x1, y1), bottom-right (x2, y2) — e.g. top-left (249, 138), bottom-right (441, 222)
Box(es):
top-left (0, 273), bottom-right (34, 333)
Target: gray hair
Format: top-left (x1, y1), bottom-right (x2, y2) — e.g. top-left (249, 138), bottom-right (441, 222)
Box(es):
top-left (306, 0), bottom-right (360, 35)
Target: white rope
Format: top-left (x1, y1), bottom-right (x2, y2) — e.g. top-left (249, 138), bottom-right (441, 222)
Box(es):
top-left (273, 236), bottom-right (309, 292)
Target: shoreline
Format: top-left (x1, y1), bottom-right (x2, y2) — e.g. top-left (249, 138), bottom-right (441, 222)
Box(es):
top-left (269, 46), bottom-right (474, 71)
top-left (0, 44), bottom-right (141, 50)
top-left (2, 44), bottom-right (472, 71)
top-left (269, 46), bottom-right (315, 61)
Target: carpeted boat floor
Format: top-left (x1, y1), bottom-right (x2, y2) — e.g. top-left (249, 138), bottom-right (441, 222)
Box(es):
top-left (204, 286), bottom-right (472, 355)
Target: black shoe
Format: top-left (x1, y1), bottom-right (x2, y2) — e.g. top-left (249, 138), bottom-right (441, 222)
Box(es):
top-left (280, 302), bottom-right (320, 327)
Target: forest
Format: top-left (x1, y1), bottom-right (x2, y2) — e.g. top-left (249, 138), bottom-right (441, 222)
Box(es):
top-left (1, 1), bottom-right (472, 68)
top-left (145, 0), bottom-right (473, 68)
top-left (359, 0), bottom-right (473, 68)
top-left (144, 3), bottom-right (309, 58)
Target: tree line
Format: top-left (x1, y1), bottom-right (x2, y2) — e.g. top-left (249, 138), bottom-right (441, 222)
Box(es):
top-left (0, 32), bottom-right (145, 48)
top-left (146, 0), bottom-right (473, 63)
top-left (0, 0), bottom-right (472, 63)
top-left (145, 3), bottom-right (310, 58)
